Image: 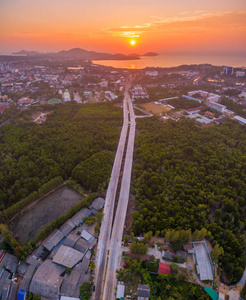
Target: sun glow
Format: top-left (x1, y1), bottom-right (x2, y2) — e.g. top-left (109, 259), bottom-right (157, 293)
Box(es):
top-left (130, 40), bottom-right (136, 46)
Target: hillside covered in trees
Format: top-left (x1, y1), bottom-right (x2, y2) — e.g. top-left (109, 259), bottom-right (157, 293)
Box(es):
top-left (132, 117), bottom-right (246, 283)
top-left (0, 102), bottom-right (122, 211)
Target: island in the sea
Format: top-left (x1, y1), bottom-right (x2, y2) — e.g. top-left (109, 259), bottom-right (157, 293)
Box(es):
top-left (12, 48), bottom-right (154, 61)
top-left (142, 52), bottom-right (159, 56)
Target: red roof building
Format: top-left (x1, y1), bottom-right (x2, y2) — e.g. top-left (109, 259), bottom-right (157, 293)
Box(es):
top-left (158, 262), bottom-right (171, 274)
top-left (0, 105), bottom-right (9, 114)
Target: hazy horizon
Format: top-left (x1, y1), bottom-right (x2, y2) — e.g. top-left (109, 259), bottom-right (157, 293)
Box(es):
top-left (1, 0), bottom-right (246, 56)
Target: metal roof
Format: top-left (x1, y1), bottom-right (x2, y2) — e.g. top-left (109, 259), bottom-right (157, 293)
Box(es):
top-left (42, 229), bottom-right (65, 251)
top-left (137, 284), bottom-right (150, 298)
top-left (116, 284), bottom-right (125, 299)
top-left (81, 230), bottom-right (94, 243)
top-left (63, 232), bottom-right (80, 248)
top-left (234, 115), bottom-right (246, 124)
top-left (2, 279), bottom-right (12, 300)
top-left (74, 257), bottom-right (90, 274)
top-left (0, 253), bottom-right (18, 273)
top-left (60, 270), bottom-right (80, 298)
top-left (26, 255), bottom-right (39, 268)
top-left (73, 239), bottom-right (88, 254)
top-left (8, 281), bottom-right (18, 300)
top-left (89, 197), bottom-right (105, 212)
top-left (0, 270), bottom-right (11, 293)
top-left (29, 260), bottom-right (65, 300)
top-left (52, 245), bottom-right (84, 268)
top-left (17, 261), bottom-right (28, 275)
top-left (193, 242), bottom-right (213, 281)
top-left (59, 220), bottom-right (76, 237)
top-left (70, 208), bottom-right (91, 226)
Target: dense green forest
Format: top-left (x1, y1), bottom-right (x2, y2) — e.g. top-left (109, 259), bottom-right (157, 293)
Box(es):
top-left (132, 117), bottom-right (246, 283)
top-left (166, 98), bottom-right (200, 110)
top-left (0, 102), bottom-right (122, 210)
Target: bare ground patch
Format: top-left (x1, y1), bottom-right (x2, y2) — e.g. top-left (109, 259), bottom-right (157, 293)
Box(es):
top-left (10, 187), bottom-right (82, 243)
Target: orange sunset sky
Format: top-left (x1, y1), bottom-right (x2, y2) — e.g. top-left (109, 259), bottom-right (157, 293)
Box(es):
top-left (0, 0), bottom-right (246, 55)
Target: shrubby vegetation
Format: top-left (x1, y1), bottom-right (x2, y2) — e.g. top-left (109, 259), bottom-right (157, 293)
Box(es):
top-left (0, 224), bottom-right (29, 260)
top-left (167, 97), bottom-right (200, 110)
top-left (130, 240), bottom-right (148, 254)
top-left (4, 176), bottom-right (63, 220)
top-left (221, 98), bottom-right (246, 118)
top-left (0, 102), bottom-right (122, 210)
top-left (117, 257), bottom-right (209, 300)
top-left (132, 117), bottom-right (246, 283)
top-left (80, 282), bottom-right (93, 300)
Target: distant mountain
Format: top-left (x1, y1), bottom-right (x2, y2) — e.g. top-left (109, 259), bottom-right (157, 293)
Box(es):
top-left (13, 48), bottom-right (141, 60)
top-left (13, 50), bottom-right (42, 56)
top-left (142, 52), bottom-right (159, 56)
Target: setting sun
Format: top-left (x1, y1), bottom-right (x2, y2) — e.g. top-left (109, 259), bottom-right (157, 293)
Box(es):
top-left (130, 40), bottom-right (136, 46)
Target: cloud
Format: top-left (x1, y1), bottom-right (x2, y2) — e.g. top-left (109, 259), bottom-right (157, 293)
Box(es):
top-left (104, 11), bottom-right (246, 39)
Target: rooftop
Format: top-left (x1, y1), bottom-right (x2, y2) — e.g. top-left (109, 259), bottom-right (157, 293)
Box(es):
top-left (89, 197), bottom-right (105, 212)
top-left (52, 245), bottom-right (84, 268)
top-left (158, 262), bottom-right (171, 275)
top-left (29, 260), bottom-right (65, 300)
top-left (42, 229), bottom-right (65, 251)
top-left (193, 242), bottom-right (213, 281)
top-left (137, 284), bottom-right (150, 298)
top-left (70, 208), bottom-right (91, 226)
top-left (81, 230), bottom-right (94, 243)
top-left (59, 220), bottom-right (76, 237)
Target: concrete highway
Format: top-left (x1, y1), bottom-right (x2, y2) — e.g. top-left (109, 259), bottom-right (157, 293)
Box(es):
top-left (94, 87), bottom-right (130, 300)
top-left (102, 91), bottom-right (136, 300)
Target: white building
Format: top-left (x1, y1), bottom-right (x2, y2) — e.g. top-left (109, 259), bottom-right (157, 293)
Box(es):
top-left (99, 79), bottom-right (108, 88)
top-left (234, 115), bottom-right (246, 125)
top-left (63, 89), bottom-right (71, 102)
top-left (132, 85), bottom-right (149, 99)
top-left (236, 71), bottom-right (245, 77)
top-left (239, 91), bottom-right (246, 99)
top-left (188, 90), bottom-right (221, 103)
top-left (206, 101), bottom-right (226, 113)
top-left (104, 91), bottom-right (118, 101)
top-left (145, 70), bottom-right (158, 77)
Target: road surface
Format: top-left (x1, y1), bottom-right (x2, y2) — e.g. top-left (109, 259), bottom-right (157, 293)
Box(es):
top-left (102, 91), bottom-right (136, 300)
top-left (94, 88), bottom-right (130, 300)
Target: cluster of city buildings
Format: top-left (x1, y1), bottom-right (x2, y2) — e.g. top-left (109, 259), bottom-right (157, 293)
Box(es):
top-left (223, 66), bottom-right (245, 78)
top-left (0, 197), bottom-right (105, 300)
top-left (131, 85), bottom-right (149, 100)
top-left (0, 60), bottom-right (128, 114)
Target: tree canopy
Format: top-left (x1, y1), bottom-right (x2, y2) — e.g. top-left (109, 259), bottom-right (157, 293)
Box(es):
top-left (132, 117), bottom-right (246, 283)
top-left (0, 102), bottom-right (122, 210)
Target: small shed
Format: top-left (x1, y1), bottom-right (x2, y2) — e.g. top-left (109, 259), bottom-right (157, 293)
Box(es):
top-left (137, 284), bottom-right (150, 300)
top-left (162, 251), bottom-right (175, 260)
top-left (116, 282), bottom-right (125, 299)
top-left (158, 262), bottom-right (171, 275)
top-left (183, 242), bottom-right (194, 254)
top-left (176, 251), bottom-right (187, 260)
top-left (81, 230), bottom-right (94, 243)
top-left (89, 197), bottom-right (105, 214)
top-left (204, 287), bottom-right (218, 300)
top-left (17, 289), bottom-right (27, 300)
